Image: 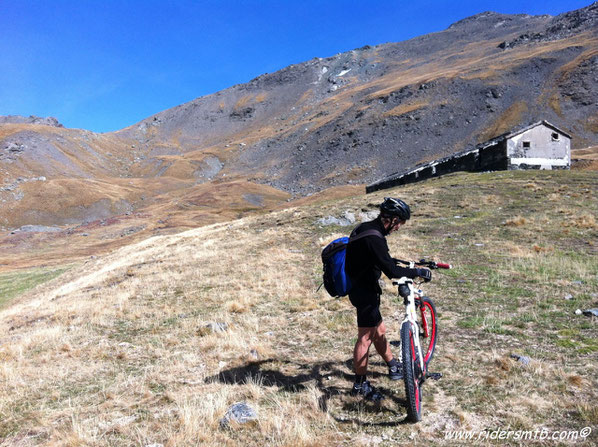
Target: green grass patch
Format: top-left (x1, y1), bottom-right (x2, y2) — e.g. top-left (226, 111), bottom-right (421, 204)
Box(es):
top-left (556, 332), bottom-right (598, 353)
top-left (509, 312), bottom-right (539, 328)
top-left (457, 314), bottom-right (484, 329)
top-left (482, 317), bottom-right (514, 335)
top-left (577, 404), bottom-right (598, 424)
top-left (0, 266), bottom-right (70, 309)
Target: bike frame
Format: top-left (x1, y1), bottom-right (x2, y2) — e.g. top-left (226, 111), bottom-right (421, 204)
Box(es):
top-left (393, 258), bottom-right (449, 422)
top-left (394, 276), bottom-right (426, 374)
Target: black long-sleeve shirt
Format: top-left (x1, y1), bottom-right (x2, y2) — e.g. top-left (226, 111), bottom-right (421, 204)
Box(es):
top-left (345, 218), bottom-right (418, 300)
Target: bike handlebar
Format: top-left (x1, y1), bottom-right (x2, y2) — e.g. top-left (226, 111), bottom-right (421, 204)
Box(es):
top-left (395, 258), bottom-right (452, 270)
top-left (435, 262), bottom-right (452, 269)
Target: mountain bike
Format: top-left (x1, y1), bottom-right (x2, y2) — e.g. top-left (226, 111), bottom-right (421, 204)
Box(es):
top-left (393, 259), bottom-right (451, 422)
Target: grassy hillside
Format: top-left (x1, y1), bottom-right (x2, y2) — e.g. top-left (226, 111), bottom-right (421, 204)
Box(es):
top-left (0, 170), bottom-right (597, 446)
top-left (0, 267), bottom-right (70, 310)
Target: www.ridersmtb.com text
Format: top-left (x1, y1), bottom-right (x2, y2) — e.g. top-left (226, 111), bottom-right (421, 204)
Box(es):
top-left (444, 427), bottom-right (592, 442)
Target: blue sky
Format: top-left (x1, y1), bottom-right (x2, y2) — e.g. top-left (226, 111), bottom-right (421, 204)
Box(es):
top-left (0, 0), bottom-right (591, 133)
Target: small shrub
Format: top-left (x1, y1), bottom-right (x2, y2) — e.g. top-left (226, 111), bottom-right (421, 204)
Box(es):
top-left (504, 216), bottom-right (528, 226)
top-left (570, 214), bottom-right (598, 230)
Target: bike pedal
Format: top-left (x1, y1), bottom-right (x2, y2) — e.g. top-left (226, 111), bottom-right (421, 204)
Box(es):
top-left (426, 372), bottom-right (443, 381)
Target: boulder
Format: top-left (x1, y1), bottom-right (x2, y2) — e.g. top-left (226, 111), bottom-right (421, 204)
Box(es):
top-left (219, 402), bottom-right (258, 428)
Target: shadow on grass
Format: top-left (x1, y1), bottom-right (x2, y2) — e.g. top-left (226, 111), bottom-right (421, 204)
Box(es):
top-left (207, 358), bottom-right (412, 426)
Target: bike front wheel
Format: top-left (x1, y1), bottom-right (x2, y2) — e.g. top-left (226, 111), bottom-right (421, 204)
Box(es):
top-left (401, 320), bottom-right (422, 422)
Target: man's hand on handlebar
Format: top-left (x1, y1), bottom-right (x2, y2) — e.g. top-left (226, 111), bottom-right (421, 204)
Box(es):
top-left (415, 268), bottom-right (432, 282)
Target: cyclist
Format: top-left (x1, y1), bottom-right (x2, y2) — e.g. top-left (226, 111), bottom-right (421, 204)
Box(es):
top-left (345, 197), bottom-right (432, 401)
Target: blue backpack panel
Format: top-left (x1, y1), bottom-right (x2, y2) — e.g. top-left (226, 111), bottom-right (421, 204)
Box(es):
top-left (322, 237), bottom-right (352, 297)
top-left (321, 229), bottom-right (383, 297)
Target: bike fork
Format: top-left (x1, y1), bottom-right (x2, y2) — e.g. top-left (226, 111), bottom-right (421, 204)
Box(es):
top-left (406, 320), bottom-right (426, 376)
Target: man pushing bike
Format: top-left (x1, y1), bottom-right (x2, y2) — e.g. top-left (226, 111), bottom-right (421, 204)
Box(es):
top-left (345, 197), bottom-right (432, 401)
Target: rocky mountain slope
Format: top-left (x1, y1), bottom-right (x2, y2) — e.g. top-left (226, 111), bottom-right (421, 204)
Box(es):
top-left (118, 2), bottom-right (598, 193)
top-left (1, 3), bottom-right (597, 232)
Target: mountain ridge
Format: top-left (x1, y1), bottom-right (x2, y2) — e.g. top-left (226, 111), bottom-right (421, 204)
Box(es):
top-left (114, 2), bottom-right (597, 194)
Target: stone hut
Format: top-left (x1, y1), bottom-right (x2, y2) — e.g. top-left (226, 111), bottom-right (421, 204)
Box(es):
top-left (366, 121), bottom-right (571, 193)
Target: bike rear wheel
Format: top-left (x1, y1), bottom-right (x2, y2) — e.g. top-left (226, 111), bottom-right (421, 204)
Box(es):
top-left (418, 297), bottom-right (437, 368)
top-left (401, 321), bottom-right (422, 422)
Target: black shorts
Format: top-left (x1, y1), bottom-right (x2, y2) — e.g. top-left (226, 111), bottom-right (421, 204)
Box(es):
top-left (349, 285), bottom-right (382, 327)
top-left (354, 302), bottom-right (382, 327)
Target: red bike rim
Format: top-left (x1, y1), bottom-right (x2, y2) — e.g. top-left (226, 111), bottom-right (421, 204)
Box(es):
top-left (421, 300), bottom-right (436, 365)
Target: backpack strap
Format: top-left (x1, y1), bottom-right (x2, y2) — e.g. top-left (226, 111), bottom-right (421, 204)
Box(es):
top-left (345, 229), bottom-right (384, 287)
top-left (349, 228), bottom-right (384, 243)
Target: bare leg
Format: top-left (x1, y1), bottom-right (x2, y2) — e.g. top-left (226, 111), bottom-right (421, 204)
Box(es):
top-left (353, 326), bottom-right (375, 376)
top-left (372, 321), bottom-right (393, 363)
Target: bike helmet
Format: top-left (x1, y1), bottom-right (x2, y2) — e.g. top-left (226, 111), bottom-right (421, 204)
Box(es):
top-left (380, 197), bottom-right (411, 221)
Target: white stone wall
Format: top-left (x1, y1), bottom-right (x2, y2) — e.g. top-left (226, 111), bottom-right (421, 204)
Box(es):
top-left (507, 125), bottom-right (570, 169)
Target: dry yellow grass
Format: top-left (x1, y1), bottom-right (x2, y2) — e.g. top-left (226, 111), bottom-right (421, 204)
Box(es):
top-left (1, 170), bottom-right (597, 446)
top-left (504, 216), bottom-right (529, 227)
top-left (569, 214), bottom-right (598, 230)
top-left (572, 146), bottom-right (598, 171)
top-left (234, 95), bottom-right (252, 110)
top-left (574, 160), bottom-right (598, 171)
top-left (0, 215), bottom-right (327, 445)
top-left (585, 113), bottom-right (598, 134)
top-left (556, 44), bottom-right (598, 78)
top-left (548, 92), bottom-right (563, 117)
top-left (383, 100), bottom-right (429, 117)
top-left (572, 146), bottom-right (598, 160)
top-left (0, 178), bottom-right (296, 271)
top-left (479, 101), bottom-right (528, 142)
